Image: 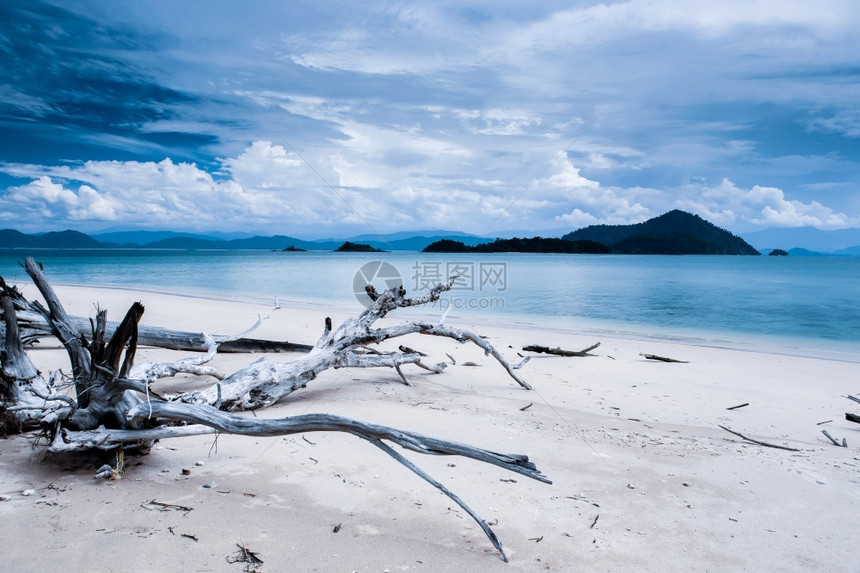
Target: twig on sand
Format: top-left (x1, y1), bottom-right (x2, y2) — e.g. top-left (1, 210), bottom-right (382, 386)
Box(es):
top-left (227, 542), bottom-right (264, 572)
top-left (523, 342), bottom-right (600, 357)
top-left (821, 429), bottom-right (847, 447)
top-left (717, 425), bottom-right (800, 452)
top-left (512, 356), bottom-right (531, 369)
top-left (640, 353), bottom-right (688, 363)
top-left (141, 500), bottom-right (194, 514)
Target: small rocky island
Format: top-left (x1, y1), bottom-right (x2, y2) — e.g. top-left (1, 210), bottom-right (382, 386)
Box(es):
top-left (335, 241), bottom-right (386, 252)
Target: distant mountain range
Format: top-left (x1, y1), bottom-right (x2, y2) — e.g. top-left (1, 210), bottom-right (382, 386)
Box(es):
top-left (0, 229), bottom-right (105, 249)
top-left (740, 227), bottom-right (860, 254)
top-left (92, 229), bottom-right (254, 243)
top-left (2, 217), bottom-right (858, 255)
top-left (0, 229), bottom-right (493, 251)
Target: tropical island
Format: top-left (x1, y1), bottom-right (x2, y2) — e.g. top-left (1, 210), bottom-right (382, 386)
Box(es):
top-left (561, 209), bottom-right (760, 255)
top-left (423, 237), bottom-right (611, 253)
top-left (425, 210), bottom-right (760, 255)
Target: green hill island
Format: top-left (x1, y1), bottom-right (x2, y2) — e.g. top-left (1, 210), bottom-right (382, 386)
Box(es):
top-left (424, 210), bottom-right (760, 255)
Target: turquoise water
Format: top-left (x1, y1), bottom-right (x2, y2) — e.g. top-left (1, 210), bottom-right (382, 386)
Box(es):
top-left (1, 250), bottom-right (858, 353)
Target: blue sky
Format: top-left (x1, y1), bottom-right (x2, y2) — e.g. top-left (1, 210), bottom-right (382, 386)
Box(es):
top-left (1, 0), bottom-right (859, 238)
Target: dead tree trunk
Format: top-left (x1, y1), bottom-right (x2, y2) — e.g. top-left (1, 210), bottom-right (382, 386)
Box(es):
top-left (21, 258), bottom-right (145, 431)
top-left (1, 307), bottom-right (312, 353)
top-left (1, 283), bottom-right (59, 433)
top-left (0, 257), bottom-right (547, 561)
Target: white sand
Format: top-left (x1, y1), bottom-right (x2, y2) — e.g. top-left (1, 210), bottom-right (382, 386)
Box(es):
top-left (1, 285), bottom-right (858, 571)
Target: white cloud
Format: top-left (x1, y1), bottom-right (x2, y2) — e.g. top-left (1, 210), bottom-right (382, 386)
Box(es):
top-left (546, 160), bottom-right (600, 194)
top-left (673, 178), bottom-right (860, 229)
top-left (0, 141), bottom-right (485, 234)
top-left (533, 162), bottom-right (860, 232)
top-left (808, 110), bottom-right (860, 138)
top-left (282, 5), bottom-right (474, 76)
top-left (1, 143), bottom-right (856, 236)
top-left (538, 159), bottom-right (652, 225)
top-left (222, 140), bottom-right (306, 189)
top-left (1, 177), bottom-right (117, 222)
top-left (510, 0), bottom-right (856, 53)
top-left (554, 208), bottom-right (599, 228)
top-left (454, 108), bottom-right (543, 136)
top-left (1, 156), bottom-right (267, 231)
top-left (336, 119), bottom-right (472, 161)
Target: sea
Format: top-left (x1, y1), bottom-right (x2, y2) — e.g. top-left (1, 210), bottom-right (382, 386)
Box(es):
top-left (1, 249), bottom-right (858, 360)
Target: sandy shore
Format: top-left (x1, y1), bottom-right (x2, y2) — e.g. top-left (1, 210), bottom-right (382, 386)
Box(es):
top-left (1, 284), bottom-right (858, 571)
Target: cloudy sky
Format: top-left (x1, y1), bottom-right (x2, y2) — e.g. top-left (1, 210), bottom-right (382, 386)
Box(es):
top-left (1, 0), bottom-right (859, 238)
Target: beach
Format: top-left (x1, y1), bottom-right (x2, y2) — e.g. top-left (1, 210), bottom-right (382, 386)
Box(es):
top-left (1, 284), bottom-right (858, 571)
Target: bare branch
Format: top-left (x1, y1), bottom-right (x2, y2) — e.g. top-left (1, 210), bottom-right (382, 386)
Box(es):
top-left (718, 425), bottom-right (800, 452)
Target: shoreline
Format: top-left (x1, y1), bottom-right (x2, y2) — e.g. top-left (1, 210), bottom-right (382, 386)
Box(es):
top-left (2, 283), bottom-right (858, 570)
top-left (24, 280), bottom-right (860, 363)
top-left (2, 251), bottom-right (857, 353)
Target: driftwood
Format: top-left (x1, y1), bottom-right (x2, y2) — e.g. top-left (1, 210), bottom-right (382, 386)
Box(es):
top-left (0, 287), bottom-right (58, 432)
top-left (821, 429), bottom-right (847, 447)
top-left (523, 342), bottom-right (600, 357)
top-left (640, 353), bottom-right (688, 363)
top-left (0, 257), bottom-right (546, 561)
top-left (1, 306), bottom-right (312, 353)
top-left (717, 425), bottom-right (800, 452)
top-left (177, 286), bottom-right (530, 412)
top-left (842, 397), bottom-right (859, 426)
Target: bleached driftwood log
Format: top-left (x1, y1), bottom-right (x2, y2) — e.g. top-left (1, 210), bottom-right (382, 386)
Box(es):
top-left (0, 286), bottom-right (63, 432)
top-left (0, 304), bottom-right (312, 353)
top-left (0, 257), bottom-right (546, 561)
top-left (180, 281), bottom-right (531, 410)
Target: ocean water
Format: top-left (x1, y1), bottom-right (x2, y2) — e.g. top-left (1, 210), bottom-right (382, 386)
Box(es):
top-left (1, 250), bottom-right (858, 356)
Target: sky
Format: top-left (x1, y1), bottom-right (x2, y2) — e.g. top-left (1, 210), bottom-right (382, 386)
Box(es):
top-left (1, 0), bottom-right (859, 239)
